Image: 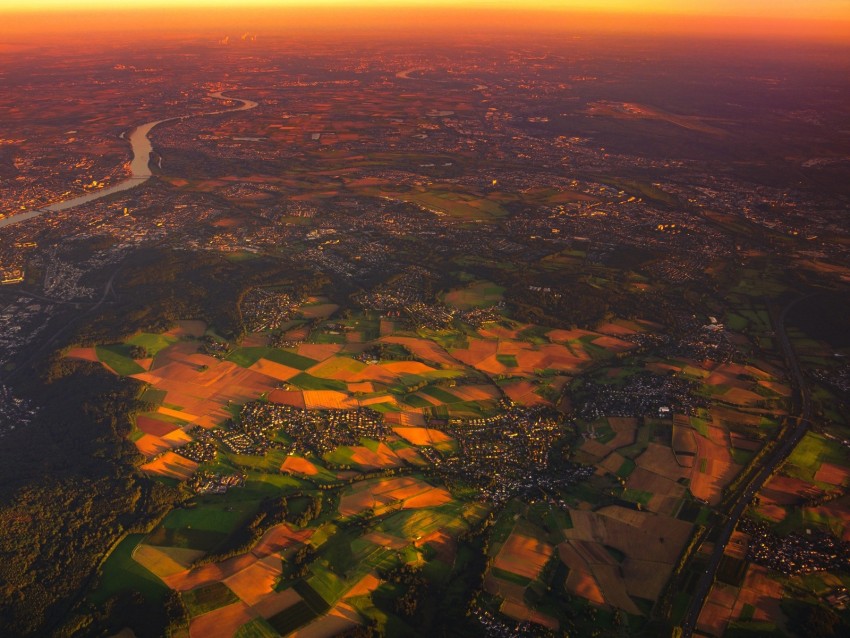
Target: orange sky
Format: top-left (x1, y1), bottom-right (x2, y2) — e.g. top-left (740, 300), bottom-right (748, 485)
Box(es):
top-left (1, 2), bottom-right (849, 42)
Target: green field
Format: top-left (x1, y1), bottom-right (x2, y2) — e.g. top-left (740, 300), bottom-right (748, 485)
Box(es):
top-left (690, 417), bottom-right (711, 437)
top-left (267, 600), bottom-right (319, 635)
top-left (226, 347), bottom-right (319, 370)
top-left (289, 372), bottom-right (348, 391)
top-left (616, 458), bottom-right (636, 478)
top-left (324, 446), bottom-right (358, 467)
top-left (378, 186), bottom-right (510, 221)
top-left (182, 582), bottom-right (240, 617)
top-left (312, 332), bottom-right (347, 344)
top-left (231, 448), bottom-right (294, 474)
top-left (235, 618), bottom-right (280, 638)
top-left (127, 333), bottom-right (178, 357)
top-left (418, 386), bottom-right (461, 403)
top-left (401, 393), bottom-right (433, 409)
top-left (443, 281), bottom-right (505, 309)
top-left (146, 500), bottom-right (257, 551)
top-left (785, 432), bottom-right (846, 481)
top-left (377, 503), bottom-right (468, 541)
top-left (95, 344), bottom-right (145, 375)
top-left (265, 348), bottom-right (320, 370)
top-left (306, 564), bottom-right (348, 605)
top-left (140, 387), bottom-right (167, 405)
top-left (226, 347), bottom-right (270, 367)
top-left (443, 400), bottom-right (499, 419)
top-left (309, 356), bottom-right (367, 378)
top-left (90, 534), bottom-right (168, 604)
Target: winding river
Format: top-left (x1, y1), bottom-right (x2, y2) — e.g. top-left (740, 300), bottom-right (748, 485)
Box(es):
top-left (0, 91), bottom-right (257, 229)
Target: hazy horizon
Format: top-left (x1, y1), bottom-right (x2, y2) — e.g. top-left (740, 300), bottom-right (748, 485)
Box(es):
top-left (1, 3), bottom-right (850, 43)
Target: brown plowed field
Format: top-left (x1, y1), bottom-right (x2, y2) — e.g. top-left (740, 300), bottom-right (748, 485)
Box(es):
top-left (815, 463), bottom-right (850, 486)
top-left (248, 358), bottom-right (301, 381)
top-left (141, 452), bottom-right (198, 480)
top-left (224, 558), bottom-right (281, 606)
top-left (339, 476), bottom-right (451, 516)
top-left (493, 529), bottom-right (552, 580)
top-left (189, 601), bottom-right (255, 638)
top-left (136, 415), bottom-right (179, 436)
top-left (392, 427), bottom-right (453, 446)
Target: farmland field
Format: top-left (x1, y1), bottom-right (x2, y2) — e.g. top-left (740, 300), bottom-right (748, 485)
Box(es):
top-left (90, 535), bottom-right (169, 604)
top-left (65, 276), bottom-right (805, 637)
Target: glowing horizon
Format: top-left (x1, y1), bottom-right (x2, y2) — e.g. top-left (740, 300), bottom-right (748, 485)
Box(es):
top-left (2, 1), bottom-right (850, 20)
top-left (1, 1), bottom-right (849, 42)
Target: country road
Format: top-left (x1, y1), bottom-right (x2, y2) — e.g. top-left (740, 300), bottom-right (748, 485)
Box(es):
top-left (679, 295), bottom-right (814, 637)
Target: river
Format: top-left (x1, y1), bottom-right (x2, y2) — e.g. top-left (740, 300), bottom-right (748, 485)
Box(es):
top-left (0, 91), bottom-right (257, 229)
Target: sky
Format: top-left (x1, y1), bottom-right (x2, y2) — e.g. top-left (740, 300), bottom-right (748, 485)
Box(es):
top-left (2, 0), bottom-right (849, 19)
top-left (1, 1), bottom-right (849, 41)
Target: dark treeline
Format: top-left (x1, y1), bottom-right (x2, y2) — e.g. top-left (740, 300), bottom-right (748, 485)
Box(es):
top-left (0, 360), bottom-right (179, 636)
top-left (74, 245), bottom-right (324, 346)
top-left (0, 243), bottom-right (327, 636)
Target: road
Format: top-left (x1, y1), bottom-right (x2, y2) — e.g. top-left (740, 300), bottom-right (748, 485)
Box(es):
top-left (0, 264), bottom-right (123, 385)
top-left (679, 295), bottom-right (813, 637)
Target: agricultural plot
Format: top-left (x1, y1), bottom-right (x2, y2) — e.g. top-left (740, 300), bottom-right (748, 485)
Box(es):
top-left (697, 564), bottom-right (786, 637)
top-left (752, 430), bottom-right (850, 540)
top-left (136, 413), bottom-right (180, 436)
top-left (127, 332), bottom-right (179, 357)
top-left (689, 423), bottom-right (742, 505)
top-left (90, 534), bottom-right (170, 605)
top-left (391, 426), bottom-right (455, 452)
top-left (183, 582), bottom-right (240, 617)
top-left (324, 441), bottom-right (414, 470)
top-left (442, 280), bottom-right (504, 309)
top-left (366, 184), bottom-right (510, 221)
top-left (306, 356), bottom-right (368, 381)
top-left (141, 451), bottom-right (199, 480)
top-left (95, 344), bottom-right (146, 375)
top-left (500, 379), bottom-right (551, 406)
top-left (146, 500), bottom-right (257, 553)
top-left (338, 476), bottom-right (452, 517)
top-left (188, 600), bottom-right (255, 638)
top-left (247, 358), bottom-right (302, 381)
top-left (672, 417), bottom-right (698, 467)
top-left (784, 432), bottom-right (847, 483)
top-left (84, 311), bottom-right (665, 634)
top-left (491, 525), bottom-right (553, 581)
top-left (561, 506), bottom-right (693, 609)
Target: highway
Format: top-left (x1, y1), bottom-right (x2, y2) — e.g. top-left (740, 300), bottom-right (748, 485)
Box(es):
top-left (0, 264), bottom-right (123, 385)
top-left (679, 296), bottom-right (813, 637)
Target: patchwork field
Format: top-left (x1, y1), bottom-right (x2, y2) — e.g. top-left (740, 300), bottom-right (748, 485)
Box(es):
top-left (79, 304), bottom-right (776, 635)
top-left (338, 476), bottom-right (452, 516)
top-left (562, 506), bottom-right (692, 609)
